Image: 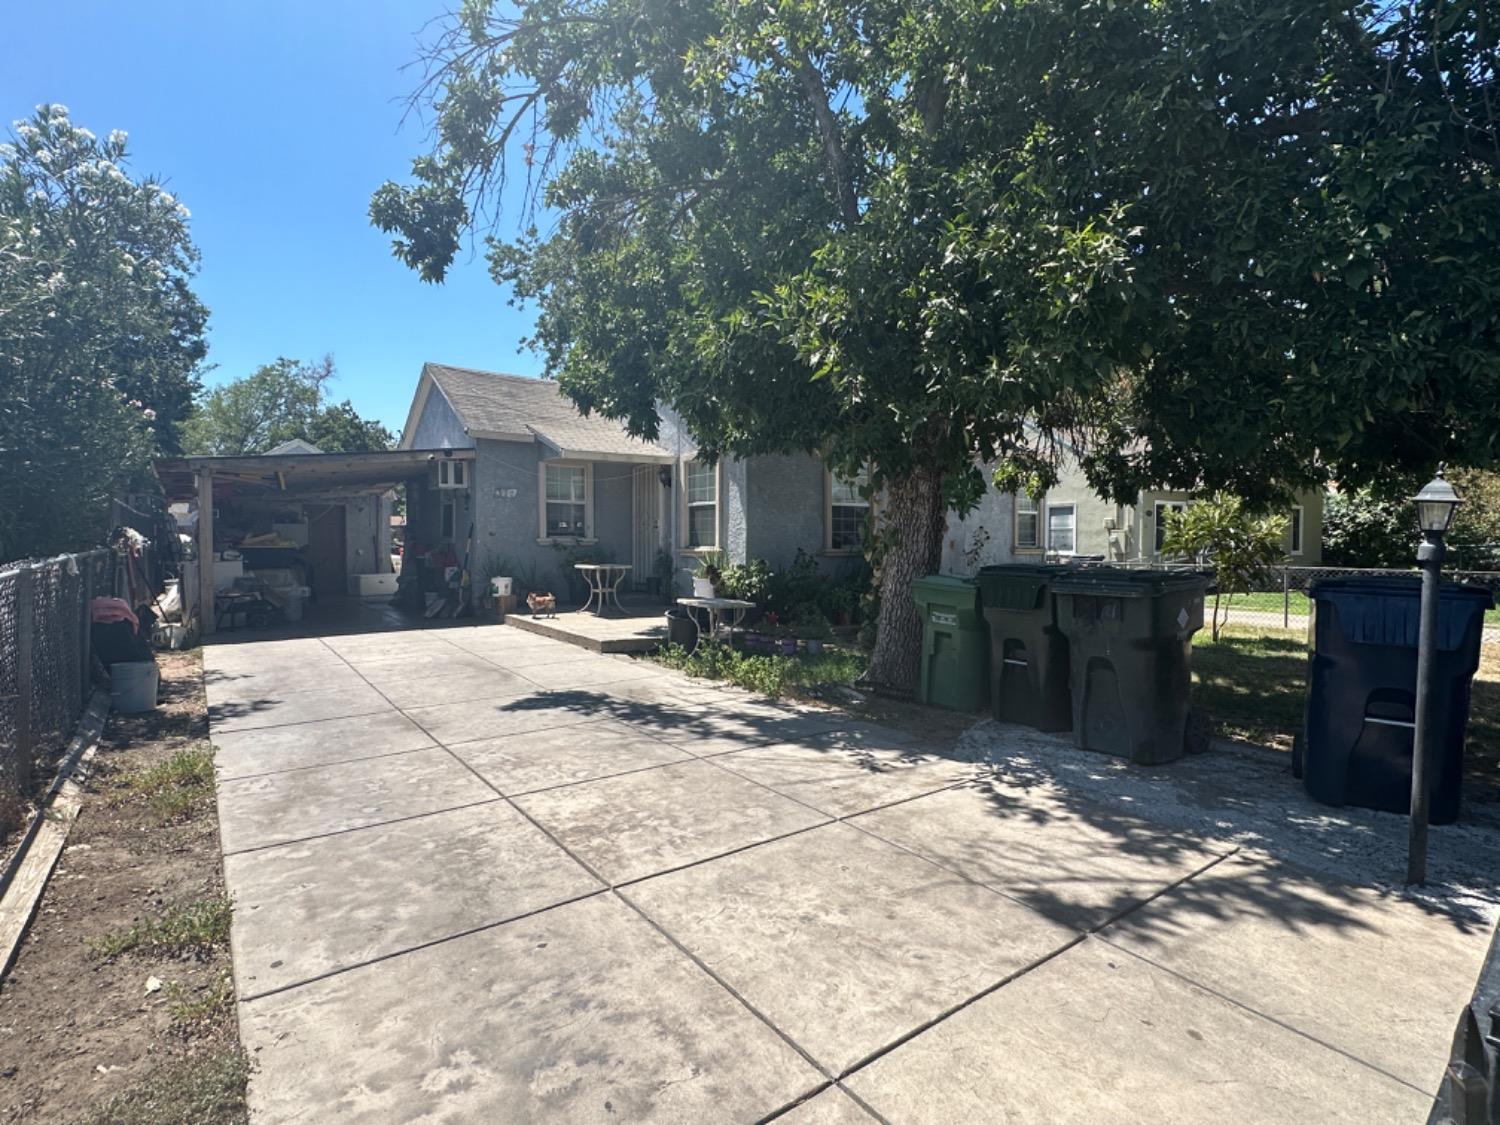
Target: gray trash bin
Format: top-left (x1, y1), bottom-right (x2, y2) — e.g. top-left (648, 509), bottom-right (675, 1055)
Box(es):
top-left (1050, 568), bottom-right (1210, 764)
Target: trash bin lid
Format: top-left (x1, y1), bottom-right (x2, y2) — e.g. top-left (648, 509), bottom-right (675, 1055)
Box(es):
top-left (911, 573), bottom-right (980, 607)
top-left (976, 564), bottom-right (1058, 611)
top-left (1049, 566), bottom-right (1211, 598)
top-left (1309, 575), bottom-right (1494, 650)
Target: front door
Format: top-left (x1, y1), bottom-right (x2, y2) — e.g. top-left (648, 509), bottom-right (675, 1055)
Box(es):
top-left (632, 466), bottom-right (660, 590)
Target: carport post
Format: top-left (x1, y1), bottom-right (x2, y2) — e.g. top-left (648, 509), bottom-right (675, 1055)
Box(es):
top-left (197, 467), bottom-right (215, 636)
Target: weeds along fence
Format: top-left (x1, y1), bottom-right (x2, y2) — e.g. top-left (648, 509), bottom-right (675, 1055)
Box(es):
top-left (1, 550), bottom-right (115, 798)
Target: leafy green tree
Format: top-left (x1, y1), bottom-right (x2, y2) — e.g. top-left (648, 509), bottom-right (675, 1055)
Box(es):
top-left (1161, 495), bottom-right (1287, 642)
top-left (0, 105), bottom-right (207, 560)
top-left (1449, 469), bottom-right (1500, 569)
top-left (182, 356), bottom-right (394, 455)
top-left (1321, 489), bottom-right (1415, 569)
top-left (374, 1), bottom-right (1500, 690)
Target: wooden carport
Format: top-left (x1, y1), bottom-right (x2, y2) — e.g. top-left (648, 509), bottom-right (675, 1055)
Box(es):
top-left (153, 448), bottom-right (475, 635)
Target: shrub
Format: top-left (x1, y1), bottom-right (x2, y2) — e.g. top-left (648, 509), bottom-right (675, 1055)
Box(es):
top-left (1161, 494), bottom-right (1286, 641)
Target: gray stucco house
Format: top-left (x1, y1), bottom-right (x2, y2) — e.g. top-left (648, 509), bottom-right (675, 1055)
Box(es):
top-left (398, 364), bottom-right (869, 596)
top-left (941, 445), bottom-right (1324, 575)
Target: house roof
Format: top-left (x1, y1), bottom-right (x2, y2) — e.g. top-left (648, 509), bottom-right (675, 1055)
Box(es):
top-left (410, 364), bottom-right (673, 463)
top-left (153, 448), bottom-right (471, 502)
top-left (264, 438), bottom-right (324, 455)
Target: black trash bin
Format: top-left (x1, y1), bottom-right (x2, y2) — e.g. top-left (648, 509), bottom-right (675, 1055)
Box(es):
top-left (1301, 576), bottom-right (1493, 823)
top-left (664, 606), bottom-right (700, 654)
top-left (1051, 567), bottom-right (1211, 764)
top-left (976, 564), bottom-right (1071, 732)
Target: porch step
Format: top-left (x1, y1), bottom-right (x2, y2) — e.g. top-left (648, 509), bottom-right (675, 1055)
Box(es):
top-left (503, 611), bottom-right (665, 654)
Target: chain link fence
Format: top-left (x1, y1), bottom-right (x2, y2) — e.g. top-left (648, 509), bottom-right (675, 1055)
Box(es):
top-left (0, 550), bottom-right (114, 800)
top-left (1208, 565), bottom-right (1500, 666)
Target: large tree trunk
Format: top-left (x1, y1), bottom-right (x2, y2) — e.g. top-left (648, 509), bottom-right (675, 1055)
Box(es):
top-left (864, 464), bottom-right (948, 695)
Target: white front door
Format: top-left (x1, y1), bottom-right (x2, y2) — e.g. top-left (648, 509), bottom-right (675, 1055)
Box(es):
top-left (632, 466), bottom-right (660, 589)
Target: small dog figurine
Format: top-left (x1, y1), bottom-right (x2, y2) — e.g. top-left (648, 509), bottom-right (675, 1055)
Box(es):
top-left (527, 591), bottom-right (557, 619)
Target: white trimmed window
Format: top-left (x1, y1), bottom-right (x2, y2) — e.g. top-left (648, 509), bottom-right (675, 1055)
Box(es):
top-left (1015, 495), bottom-right (1041, 550)
top-left (827, 466), bottom-right (870, 551)
top-left (1154, 500), bottom-right (1188, 554)
top-left (541, 461), bottom-right (592, 540)
top-left (1290, 504), bottom-right (1304, 556)
top-left (436, 458), bottom-right (466, 488)
top-left (684, 459), bottom-right (718, 548)
top-left (1047, 503), bottom-right (1077, 556)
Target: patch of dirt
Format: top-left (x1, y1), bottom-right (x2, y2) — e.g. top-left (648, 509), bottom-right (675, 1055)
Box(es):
top-left (0, 650), bottom-right (247, 1124)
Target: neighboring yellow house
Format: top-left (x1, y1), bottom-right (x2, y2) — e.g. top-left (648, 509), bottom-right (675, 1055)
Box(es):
top-left (942, 451), bottom-right (1324, 574)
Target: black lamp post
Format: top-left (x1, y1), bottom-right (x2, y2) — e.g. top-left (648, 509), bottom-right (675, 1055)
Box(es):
top-left (1407, 466), bottom-right (1463, 885)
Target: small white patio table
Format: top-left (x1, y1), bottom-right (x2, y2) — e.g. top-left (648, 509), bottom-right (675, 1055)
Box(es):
top-left (676, 596), bottom-right (756, 645)
top-left (574, 563), bottom-right (632, 615)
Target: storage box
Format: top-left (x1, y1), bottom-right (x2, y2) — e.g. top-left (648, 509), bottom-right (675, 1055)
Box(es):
top-left (495, 593), bottom-right (519, 621)
top-left (348, 573), bottom-right (398, 597)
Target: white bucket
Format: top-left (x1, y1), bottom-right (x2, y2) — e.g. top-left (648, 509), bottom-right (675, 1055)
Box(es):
top-left (110, 661), bottom-right (159, 713)
top-left (283, 590), bottom-right (305, 622)
top-left (490, 576), bottom-right (513, 597)
top-left (692, 577), bottom-right (715, 598)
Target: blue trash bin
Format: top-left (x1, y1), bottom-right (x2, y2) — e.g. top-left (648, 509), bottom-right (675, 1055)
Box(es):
top-left (1300, 576), bottom-right (1493, 822)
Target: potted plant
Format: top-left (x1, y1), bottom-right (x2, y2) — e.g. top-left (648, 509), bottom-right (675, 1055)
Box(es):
top-left (795, 617), bottom-right (833, 655)
top-left (692, 550), bottom-right (728, 598)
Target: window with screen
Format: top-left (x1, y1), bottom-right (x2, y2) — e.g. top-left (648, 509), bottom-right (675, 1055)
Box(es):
top-left (1047, 504), bottom-right (1076, 555)
top-left (685, 460), bottom-right (717, 548)
top-left (828, 466), bottom-right (870, 551)
top-left (1154, 501), bottom-right (1188, 554)
top-left (1015, 495), bottom-right (1041, 549)
top-left (543, 462), bottom-right (589, 538)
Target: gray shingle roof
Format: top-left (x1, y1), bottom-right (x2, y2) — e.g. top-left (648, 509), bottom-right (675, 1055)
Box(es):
top-left (424, 364), bottom-right (672, 461)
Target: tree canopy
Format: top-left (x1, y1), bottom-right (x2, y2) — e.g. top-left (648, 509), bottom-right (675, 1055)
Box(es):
top-left (374, 0), bottom-right (1500, 688)
top-left (181, 356), bottom-right (395, 456)
top-left (1, 105), bottom-right (207, 561)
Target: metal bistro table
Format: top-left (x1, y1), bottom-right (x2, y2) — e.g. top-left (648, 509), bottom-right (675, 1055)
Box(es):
top-left (676, 596), bottom-right (756, 646)
top-left (574, 563), bottom-right (632, 615)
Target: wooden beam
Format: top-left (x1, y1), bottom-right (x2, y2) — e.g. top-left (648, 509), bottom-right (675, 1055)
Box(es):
top-left (197, 468), bottom-right (215, 636)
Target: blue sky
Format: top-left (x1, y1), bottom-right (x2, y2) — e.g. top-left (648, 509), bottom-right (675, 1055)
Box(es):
top-left (3, 1), bottom-right (541, 435)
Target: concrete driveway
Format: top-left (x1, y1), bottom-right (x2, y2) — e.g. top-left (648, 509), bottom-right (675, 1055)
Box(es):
top-left (203, 624), bottom-right (1495, 1123)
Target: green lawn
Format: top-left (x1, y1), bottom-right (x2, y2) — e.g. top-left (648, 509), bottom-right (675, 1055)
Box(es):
top-left (1191, 626), bottom-right (1500, 799)
top-left (1219, 590), bottom-right (1499, 624)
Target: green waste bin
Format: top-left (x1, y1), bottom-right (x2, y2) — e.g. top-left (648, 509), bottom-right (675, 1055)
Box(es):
top-left (977, 564), bottom-right (1071, 732)
top-left (1050, 568), bottom-right (1210, 764)
top-left (911, 574), bottom-right (989, 711)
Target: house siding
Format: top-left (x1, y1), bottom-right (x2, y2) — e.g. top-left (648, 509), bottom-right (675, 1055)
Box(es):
top-left (408, 385), bottom-right (473, 450)
top-left (941, 460), bottom-right (1018, 575)
top-left (745, 452), bottom-right (826, 570)
top-left (942, 453), bottom-right (1327, 573)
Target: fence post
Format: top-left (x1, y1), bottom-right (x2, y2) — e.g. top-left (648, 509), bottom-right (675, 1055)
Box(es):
top-left (14, 568), bottom-right (34, 794)
top-left (80, 554), bottom-right (94, 702)
top-left (1283, 567), bottom-right (1291, 629)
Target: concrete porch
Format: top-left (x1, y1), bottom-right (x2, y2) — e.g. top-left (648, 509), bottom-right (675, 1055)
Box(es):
top-left (504, 599), bottom-right (669, 654)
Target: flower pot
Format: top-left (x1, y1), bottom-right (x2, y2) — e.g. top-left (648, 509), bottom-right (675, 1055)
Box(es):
top-left (490, 576), bottom-right (513, 597)
top-left (692, 577), bottom-right (715, 598)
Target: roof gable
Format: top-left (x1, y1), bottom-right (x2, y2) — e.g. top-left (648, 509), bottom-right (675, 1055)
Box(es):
top-left (412, 363), bottom-right (672, 462)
